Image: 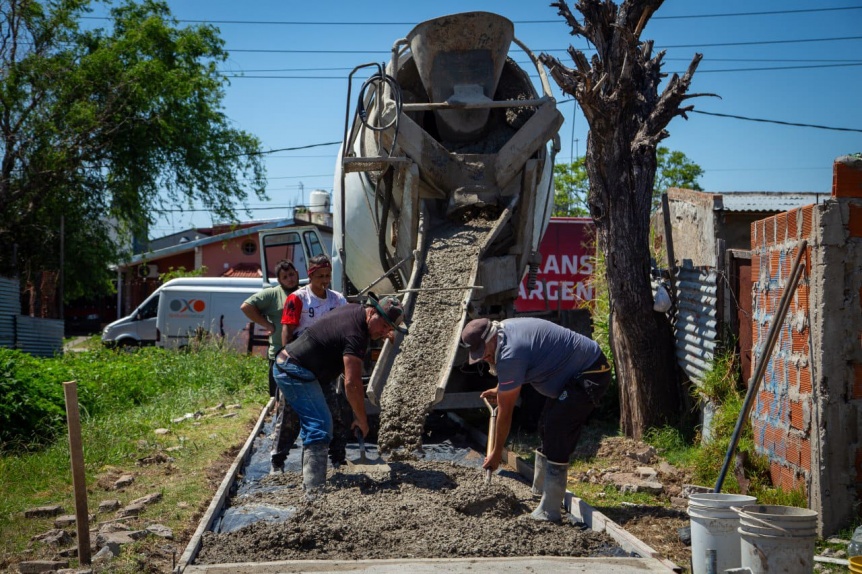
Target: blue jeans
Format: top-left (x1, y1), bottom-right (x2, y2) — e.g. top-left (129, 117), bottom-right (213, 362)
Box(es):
top-left (272, 360), bottom-right (332, 447)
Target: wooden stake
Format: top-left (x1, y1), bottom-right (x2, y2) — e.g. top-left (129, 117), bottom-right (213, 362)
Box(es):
top-left (63, 381), bottom-right (91, 565)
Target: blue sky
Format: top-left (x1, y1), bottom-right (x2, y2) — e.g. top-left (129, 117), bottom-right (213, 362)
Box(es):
top-left (118, 1), bottom-right (862, 237)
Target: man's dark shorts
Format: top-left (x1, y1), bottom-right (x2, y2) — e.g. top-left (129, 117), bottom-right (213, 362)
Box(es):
top-left (538, 353), bottom-right (612, 464)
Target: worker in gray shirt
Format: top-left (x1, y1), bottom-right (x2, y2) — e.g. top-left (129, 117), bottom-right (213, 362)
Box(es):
top-left (461, 317), bottom-right (611, 522)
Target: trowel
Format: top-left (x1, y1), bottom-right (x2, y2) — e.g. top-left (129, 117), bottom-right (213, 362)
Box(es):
top-left (346, 428), bottom-right (392, 473)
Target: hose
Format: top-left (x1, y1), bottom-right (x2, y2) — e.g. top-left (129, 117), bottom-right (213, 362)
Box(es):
top-left (356, 71), bottom-right (402, 154)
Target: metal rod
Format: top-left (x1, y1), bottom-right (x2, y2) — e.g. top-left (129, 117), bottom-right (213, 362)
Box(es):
top-left (357, 252), bottom-right (416, 297)
top-left (395, 285), bottom-right (484, 294)
top-left (402, 97), bottom-right (549, 112)
top-left (714, 239), bottom-right (808, 493)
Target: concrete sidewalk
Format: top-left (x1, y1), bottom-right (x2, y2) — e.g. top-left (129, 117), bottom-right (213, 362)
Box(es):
top-left (185, 556), bottom-right (672, 573)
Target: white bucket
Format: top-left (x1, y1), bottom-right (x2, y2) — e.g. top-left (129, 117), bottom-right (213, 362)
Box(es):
top-left (688, 492), bottom-right (757, 574)
top-left (736, 504), bottom-right (818, 573)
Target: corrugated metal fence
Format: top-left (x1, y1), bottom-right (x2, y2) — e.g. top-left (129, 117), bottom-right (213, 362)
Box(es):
top-left (673, 265), bottom-right (719, 384)
top-left (0, 276), bottom-right (64, 357)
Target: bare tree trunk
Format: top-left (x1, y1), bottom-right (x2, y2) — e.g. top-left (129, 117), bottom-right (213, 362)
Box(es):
top-left (587, 133), bottom-right (679, 437)
top-left (540, 0), bottom-right (712, 437)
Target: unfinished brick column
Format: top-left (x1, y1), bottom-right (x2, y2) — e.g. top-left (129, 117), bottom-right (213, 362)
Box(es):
top-left (750, 204), bottom-right (814, 494)
top-left (750, 155), bottom-right (862, 534)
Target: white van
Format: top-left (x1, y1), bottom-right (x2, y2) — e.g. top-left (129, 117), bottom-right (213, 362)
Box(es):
top-left (155, 284), bottom-right (263, 350)
top-left (101, 277), bottom-right (265, 348)
top-left (103, 224), bottom-right (328, 348)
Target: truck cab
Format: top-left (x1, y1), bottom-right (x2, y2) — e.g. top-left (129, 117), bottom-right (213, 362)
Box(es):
top-left (257, 226), bottom-right (331, 285)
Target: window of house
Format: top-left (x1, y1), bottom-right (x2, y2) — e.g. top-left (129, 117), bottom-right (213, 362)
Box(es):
top-left (241, 240), bottom-right (257, 256)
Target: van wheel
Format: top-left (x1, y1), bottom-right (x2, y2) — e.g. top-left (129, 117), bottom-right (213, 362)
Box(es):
top-left (116, 339), bottom-right (140, 351)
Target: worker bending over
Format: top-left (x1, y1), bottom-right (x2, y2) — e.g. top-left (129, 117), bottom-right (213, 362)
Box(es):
top-left (461, 317), bottom-right (611, 522)
top-left (273, 293), bottom-right (408, 496)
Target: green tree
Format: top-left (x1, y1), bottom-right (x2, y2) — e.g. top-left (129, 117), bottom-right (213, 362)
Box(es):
top-left (554, 148), bottom-right (703, 217)
top-left (553, 158), bottom-right (589, 216)
top-left (653, 147), bottom-right (704, 210)
top-left (0, 0), bottom-right (265, 304)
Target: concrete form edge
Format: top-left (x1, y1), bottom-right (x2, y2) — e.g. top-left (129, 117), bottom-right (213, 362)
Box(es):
top-left (174, 397), bottom-right (275, 573)
top-left (447, 412), bottom-right (681, 572)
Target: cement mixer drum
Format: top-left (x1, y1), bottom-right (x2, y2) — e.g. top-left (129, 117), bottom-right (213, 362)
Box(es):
top-left (333, 11), bottom-right (563, 309)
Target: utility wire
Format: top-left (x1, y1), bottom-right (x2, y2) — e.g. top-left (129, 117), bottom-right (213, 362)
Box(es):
top-left (222, 61), bottom-right (862, 79)
top-left (79, 6), bottom-right (862, 26)
top-left (221, 108), bottom-right (862, 163)
top-left (689, 110), bottom-right (862, 133)
top-left (226, 36), bottom-right (862, 54)
top-left (231, 141), bottom-right (340, 158)
top-left (221, 58), bottom-right (862, 73)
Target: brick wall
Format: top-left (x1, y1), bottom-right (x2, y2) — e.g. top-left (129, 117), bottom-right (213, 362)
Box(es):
top-left (750, 204), bottom-right (814, 492)
top-left (749, 155), bottom-right (862, 534)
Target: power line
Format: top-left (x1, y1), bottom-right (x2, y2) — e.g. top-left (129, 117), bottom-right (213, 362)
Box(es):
top-left (691, 61), bottom-right (862, 73)
top-left (222, 61), bottom-right (862, 79)
top-left (690, 110), bottom-right (862, 133)
top-left (225, 108), bottom-right (861, 165)
top-left (79, 6), bottom-right (862, 26)
top-left (220, 58), bottom-right (862, 73)
top-left (554, 99), bottom-right (862, 133)
top-left (225, 36), bottom-right (862, 54)
top-left (236, 141), bottom-right (340, 157)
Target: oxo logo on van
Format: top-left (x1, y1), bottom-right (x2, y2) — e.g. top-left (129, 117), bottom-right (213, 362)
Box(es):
top-left (169, 298), bottom-right (206, 313)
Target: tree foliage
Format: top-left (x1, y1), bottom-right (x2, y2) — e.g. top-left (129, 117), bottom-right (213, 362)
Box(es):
top-left (0, 0), bottom-right (266, 302)
top-left (653, 147), bottom-right (703, 208)
top-left (553, 157), bottom-right (589, 217)
top-left (554, 147), bottom-right (703, 217)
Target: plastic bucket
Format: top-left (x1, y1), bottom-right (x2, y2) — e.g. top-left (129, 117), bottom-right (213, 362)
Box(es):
top-left (735, 504), bottom-right (818, 573)
top-left (688, 492), bottom-right (757, 574)
top-left (849, 555), bottom-right (862, 573)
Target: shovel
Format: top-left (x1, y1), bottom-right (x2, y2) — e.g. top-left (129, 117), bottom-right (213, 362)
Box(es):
top-left (346, 428), bottom-right (392, 473)
top-left (483, 397), bottom-right (498, 484)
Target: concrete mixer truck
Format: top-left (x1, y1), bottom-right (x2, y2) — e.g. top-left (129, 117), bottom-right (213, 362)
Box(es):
top-left (256, 12), bottom-right (564, 437)
top-left (328, 11), bottom-right (564, 418)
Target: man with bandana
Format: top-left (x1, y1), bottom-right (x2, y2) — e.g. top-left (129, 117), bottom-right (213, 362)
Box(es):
top-left (280, 254), bottom-right (349, 467)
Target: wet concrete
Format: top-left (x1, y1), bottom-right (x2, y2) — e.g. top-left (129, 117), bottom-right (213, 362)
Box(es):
top-left (194, 413), bottom-right (626, 565)
top-left (378, 217), bottom-right (494, 458)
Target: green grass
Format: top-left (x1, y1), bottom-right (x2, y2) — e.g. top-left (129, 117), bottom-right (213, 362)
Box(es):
top-left (643, 425), bottom-right (697, 467)
top-left (0, 342), bottom-right (268, 570)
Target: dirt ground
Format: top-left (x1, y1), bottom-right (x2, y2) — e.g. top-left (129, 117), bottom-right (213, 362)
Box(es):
top-left (573, 435), bottom-right (693, 570)
top-left (196, 459), bottom-right (622, 564)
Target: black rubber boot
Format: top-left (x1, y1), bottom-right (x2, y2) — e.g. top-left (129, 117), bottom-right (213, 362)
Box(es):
top-left (270, 403), bottom-right (300, 473)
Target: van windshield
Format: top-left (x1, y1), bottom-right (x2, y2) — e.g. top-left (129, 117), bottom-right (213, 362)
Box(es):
top-left (137, 294), bottom-right (159, 320)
